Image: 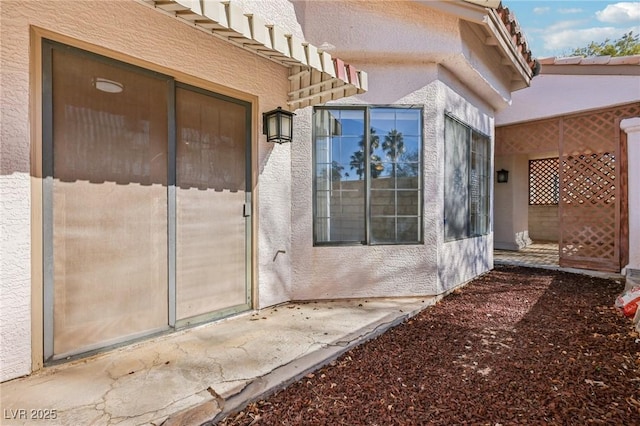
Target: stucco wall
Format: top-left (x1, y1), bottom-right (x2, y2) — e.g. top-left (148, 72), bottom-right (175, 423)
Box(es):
top-left (494, 154), bottom-right (530, 250)
top-left (0, 0), bottom-right (290, 381)
top-left (622, 118), bottom-right (640, 271)
top-left (288, 1), bottom-right (498, 299)
top-left (290, 65), bottom-right (440, 300)
top-left (293, 0), bottom-right (460, 62)
top-left (290, 60), bottom-right (494, 299)
top-left (496, 74), bottom-right (640, 126)
top-left (292, 0), bottom-right (514, 111)
top-left (436, 70), bottom-right (495, 293)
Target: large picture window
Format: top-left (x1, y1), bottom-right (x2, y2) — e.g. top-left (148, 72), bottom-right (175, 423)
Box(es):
top-left (444, 114), bottom-right (490, 241)
top-left (313, 106), bottom-right (423, 245)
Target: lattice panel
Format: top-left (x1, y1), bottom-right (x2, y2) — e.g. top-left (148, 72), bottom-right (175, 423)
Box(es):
top-left (558, 103), bottom-right (640, 272)
top-left (561, 153), bottom-right (616, 205)
top-left (529, 158), bottom-right (559, 205)
top-left (561, 207), bottom-right (617, 263)
top-left (563, 114), bottom-right (616, 156)
top-left (496, 119), bottom-right (559, 155)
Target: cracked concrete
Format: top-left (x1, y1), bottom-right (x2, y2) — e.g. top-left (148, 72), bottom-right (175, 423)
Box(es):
top-left (1, 298), bottom-right (433, 425)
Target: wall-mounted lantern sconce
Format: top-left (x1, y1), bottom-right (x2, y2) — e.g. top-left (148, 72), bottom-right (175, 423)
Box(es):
top-left (496, 169), bottom-right (509, 183)
top-left (263, 107), bottom-right (295, 144)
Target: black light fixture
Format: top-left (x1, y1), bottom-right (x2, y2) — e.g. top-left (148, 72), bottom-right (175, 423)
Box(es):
top-left (263, 107), bottom-right (295, 144)
top-left (496, 169), bottom-right (509, 183)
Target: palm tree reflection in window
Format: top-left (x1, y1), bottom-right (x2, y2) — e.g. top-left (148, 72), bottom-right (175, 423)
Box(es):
top-left (345, 128), bottom-right (420, 180)
top-left (329, 128), bottom-right (419, 182)
top-left (382, 129), bottom-right (405, 176)
top-left (349, 128), bottom-right (383, 179)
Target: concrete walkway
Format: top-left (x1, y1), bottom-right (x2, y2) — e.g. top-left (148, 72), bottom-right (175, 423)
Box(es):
top-left (494, 242), bottom-right (624, 281)
top-left (1, 297), bottom-right (434, 426)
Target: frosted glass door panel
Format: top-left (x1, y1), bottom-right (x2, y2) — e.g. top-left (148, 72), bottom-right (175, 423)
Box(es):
top-left (51, 48), bottom-right (169, 357)
top-left (176, 87), bottom-right (248, 320)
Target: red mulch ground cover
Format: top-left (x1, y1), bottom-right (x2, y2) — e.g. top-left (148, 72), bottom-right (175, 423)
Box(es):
top-left (218, 266), bottom-right (640, 425)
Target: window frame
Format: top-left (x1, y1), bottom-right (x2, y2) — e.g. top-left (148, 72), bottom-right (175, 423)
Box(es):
top-left (312, 105), bottom-right (424, 246)
top-left (443, 113), bottom-right (491, 242)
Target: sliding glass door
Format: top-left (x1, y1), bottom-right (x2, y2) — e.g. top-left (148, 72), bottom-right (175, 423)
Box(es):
top-left (43, 40), bottom-right (251, 361)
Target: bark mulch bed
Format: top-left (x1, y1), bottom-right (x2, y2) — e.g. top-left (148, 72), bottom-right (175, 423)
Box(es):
top-left (218, 266), bottom-right (640, 425)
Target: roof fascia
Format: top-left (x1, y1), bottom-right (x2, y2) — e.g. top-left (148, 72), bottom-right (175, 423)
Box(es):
top-left (484, 8), bottom-right (533, 82)
top-left (462, 0), bottom-right (502, 8)
top-left (413, 1), bottom-right (533, 87)
top-left (541, 65), bottom-right (640, 76)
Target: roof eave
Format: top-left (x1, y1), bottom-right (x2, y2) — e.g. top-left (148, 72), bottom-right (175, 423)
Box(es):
top-left (484, 9), bottom-right (534, 86)
top-left (414, 1), bottom-right (534, 90)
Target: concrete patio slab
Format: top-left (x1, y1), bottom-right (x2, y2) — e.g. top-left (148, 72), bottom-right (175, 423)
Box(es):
top-left (495, 242), bottom-right (624, 281)
top-left (1, 297), bottom-right (434, 426)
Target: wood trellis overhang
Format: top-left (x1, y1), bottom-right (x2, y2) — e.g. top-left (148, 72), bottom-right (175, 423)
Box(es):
top-left (140, 0), bottom-right (367, 109)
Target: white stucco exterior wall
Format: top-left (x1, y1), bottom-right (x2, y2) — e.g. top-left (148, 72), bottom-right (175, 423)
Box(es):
top-left (289, 0), bottom-right (501, 299)
top-left (236, 0), bottom-right (305, 40)
top-left (436, 70), bottom-right (495, 293)
top-left (621, 118), bottom-right (640, 272)
top-left (494, 154), bottom-right (530, 250)
top-left (0, 0), bottom-right (291, 381)
top-left (496, 74), bottom-right (640, 126)
top-left (0, 177), bottom-right (31, 382)
top-left (290, 66), bottom-right (441, 300)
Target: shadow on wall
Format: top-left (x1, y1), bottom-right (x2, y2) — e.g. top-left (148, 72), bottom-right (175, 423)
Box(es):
top-left (50, 104), bottom-right (248, 193)
top-left (438, 236), bottom-right (491, 295)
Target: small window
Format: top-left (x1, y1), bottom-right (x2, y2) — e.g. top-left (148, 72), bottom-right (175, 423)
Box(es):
top-left (529, 158), bottom-right (559, 205)
top-left (313, 106), bottom-right (423, 245)
top-left (444, 114), bottom-right (490, 241)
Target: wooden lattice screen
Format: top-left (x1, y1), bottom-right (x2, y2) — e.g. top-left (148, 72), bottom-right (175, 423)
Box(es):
top-left (529, 158), bottom-right (559, 205)
top-left (496, 102), bottom-right (640, 272)
top-left (560, 103), bottom-right (639, 272)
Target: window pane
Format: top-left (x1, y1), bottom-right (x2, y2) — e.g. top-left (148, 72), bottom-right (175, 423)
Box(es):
top-left (314, 109), bottom-right (365, 243)
top-left (397, 175), bottom-right (419, 189)
top-left (470, 132), bottom-right (490, 236)
top-left (316, 165), bottom-right (331, 190)
top-left (370, 217), bottom-right (396, 243)
top-left (397, 217), bottom-right (421, 243)
top-left (398, 136), bottom-right (420, 163)
top-left (314, 136), bottom-right (331, 167)
top-left (371, 189), bottom-right (395, 216)
top-left (370, 109), bottom-right (396, 139)
top-left (397, 190), bottom-right (420, 215)
top-left (393, 109), bottom-right (421, 135)
top-left (444, 116), bottom-right (470, 241)
top-left (334, 136), bottom-right (361, 180)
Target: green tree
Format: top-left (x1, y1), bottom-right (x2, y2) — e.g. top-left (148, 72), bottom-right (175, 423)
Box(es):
top-left (570, 31), bottom-right (640, 57)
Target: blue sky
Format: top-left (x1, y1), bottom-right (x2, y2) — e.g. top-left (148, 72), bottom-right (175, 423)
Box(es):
top-left (502, 1), bottom-right (640, 58)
